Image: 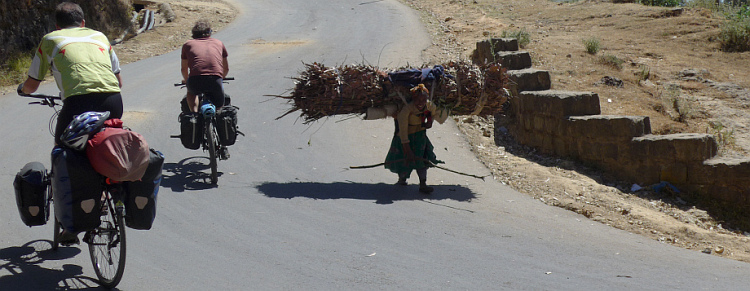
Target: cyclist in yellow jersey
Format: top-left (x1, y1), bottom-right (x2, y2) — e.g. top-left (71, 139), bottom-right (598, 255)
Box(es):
top-left (17, 1), bottom-right (124, 245)
top-left (18, 1), bottom-right (124, 146)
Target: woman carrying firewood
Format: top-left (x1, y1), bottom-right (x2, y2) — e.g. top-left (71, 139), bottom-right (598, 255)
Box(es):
top-left (385, 84), bottom-right (448, 193)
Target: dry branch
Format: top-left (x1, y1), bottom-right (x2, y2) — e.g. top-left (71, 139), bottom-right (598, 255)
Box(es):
top-left (274, 61), bottom-right (511, 124)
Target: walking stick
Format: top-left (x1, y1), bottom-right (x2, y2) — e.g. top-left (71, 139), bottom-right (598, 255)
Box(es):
top-left (349, 159), bottom-right (488, 181)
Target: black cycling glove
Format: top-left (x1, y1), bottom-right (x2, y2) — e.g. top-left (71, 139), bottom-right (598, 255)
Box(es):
top-left (17, 83), bottom-right (24, 95)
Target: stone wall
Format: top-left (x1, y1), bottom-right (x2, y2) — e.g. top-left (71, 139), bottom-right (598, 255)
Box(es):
top-left (475, 38), bottom-right (750, 208)
top-left (0, 0), bottom-right (133, 64)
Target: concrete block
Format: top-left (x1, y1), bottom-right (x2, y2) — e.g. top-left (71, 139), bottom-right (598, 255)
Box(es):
top-left (568, 115), bottom-right (651, 141)
top-left (495, 51), bottom-right (532, 70)
top-left (660, 162), bottom-right (688, 184)
top-left (519, 90), bottom-right (601, 118)
top-left (633, 134), bottom-right (677, 161)
top-left (508, 69), bottom-right (551, 95)
top-left (472, 38), bottom-right (519, 64)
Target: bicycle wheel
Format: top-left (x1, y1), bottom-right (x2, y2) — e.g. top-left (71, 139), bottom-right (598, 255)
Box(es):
top-left (49, 184), bottom-right (60, 251)
top-left (52, 217), bottom-right (61, 251)
top-left (87, 198), bottom-right (127, 288)
top-left (206, 120), bottom-right (218, 184)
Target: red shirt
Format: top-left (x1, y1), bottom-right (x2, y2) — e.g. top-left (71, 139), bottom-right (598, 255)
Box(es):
top-left (181, 37), bottom-right (228, 77)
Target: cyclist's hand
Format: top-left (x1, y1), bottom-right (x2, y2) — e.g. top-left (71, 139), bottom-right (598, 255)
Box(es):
top-left (17, 83), bottom-right (24, 95)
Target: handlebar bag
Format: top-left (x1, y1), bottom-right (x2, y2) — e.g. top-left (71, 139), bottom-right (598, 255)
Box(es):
top-left (52, 147), bottom-right (104, 233)
top-left (123, 148), bottom-right (164, 230)
top-left (13, 162), bottom-right (50, 226)
top-left (179, 112), bottom-right (203, 150)
top-left (86, 119), bottom-right (150, 182)
top-left (216, 105), bottom-right (239, 146)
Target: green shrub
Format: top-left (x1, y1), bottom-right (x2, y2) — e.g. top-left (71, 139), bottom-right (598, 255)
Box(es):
top-left (685, 0), bottom-right (719, 10)
top-left (660, 84), bottom-right (695, 122)
top-left (719, 16), bottom-right (750, 52)
top-left (0, 54), bottom-right (32, 87)
top-left (707, 121), bottom-right (737, 154)
top-left (637, 64), bottom-right (651, 81)
top-left (582, 37), bottom-right (600, 54)
top-left (501, 28), bottom-right (530, 48)
top-left (598, 54), bottom-right (624, 70)
top-left (638, 0), bottom-right (683, 7)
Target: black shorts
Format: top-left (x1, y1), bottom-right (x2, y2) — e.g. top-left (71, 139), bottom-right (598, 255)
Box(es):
top-left (187, 75), bottom-right (225, 108)
top-left (55, 92), bottom-right (123, 145)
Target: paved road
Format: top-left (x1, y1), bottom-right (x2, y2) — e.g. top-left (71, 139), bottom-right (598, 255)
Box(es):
top-left (1, 0), bottom-right (749, 290)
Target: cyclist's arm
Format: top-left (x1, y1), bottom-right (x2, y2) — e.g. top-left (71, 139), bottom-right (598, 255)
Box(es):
top-left (222, 57), bottom-right (229, 78)
top-left (115, 73), bottom-right (123, 88)
top-left (181, 59), bottom-right (189, 83)
top-left (20, 77), bottom-right (41, 95)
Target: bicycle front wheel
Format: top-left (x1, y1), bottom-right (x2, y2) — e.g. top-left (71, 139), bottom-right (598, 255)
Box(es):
top-left (206, 120), bottom-right (218, 184)
top-left (87, 199), bottom-right (127, 288)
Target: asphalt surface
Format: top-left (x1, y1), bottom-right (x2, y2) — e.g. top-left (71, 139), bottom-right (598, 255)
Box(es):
top-left (1, 0), bottom-right (749, 290)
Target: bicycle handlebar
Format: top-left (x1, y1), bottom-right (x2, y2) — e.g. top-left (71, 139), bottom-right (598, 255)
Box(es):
top-left (19, 92), bottom-right (62, 107)
top-left (174, 77), bottom-right (234, 87)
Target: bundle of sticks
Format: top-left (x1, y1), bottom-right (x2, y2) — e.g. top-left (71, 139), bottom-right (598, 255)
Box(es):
top-left (274, 61), bottom-right (510, 124)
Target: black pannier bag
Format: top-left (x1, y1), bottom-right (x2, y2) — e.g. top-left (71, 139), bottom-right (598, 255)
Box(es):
top-left (51, 147), bottom-right (105, 233)
top-left (179, 112), bottom-right (203, 150)
top-left (122, 148), bottom-right (164, 230)
top-left (216, 105), bottom-right (239, 146)
top-left (14, 162), bottom-right (50, 226)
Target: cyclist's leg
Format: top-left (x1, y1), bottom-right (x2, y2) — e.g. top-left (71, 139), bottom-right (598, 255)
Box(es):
top-left (204, 75), bottom-right (225, 108)
top-left (185, 76), bottom-right (200, 112)
top-left (185, 91), bottom-right (199, 113)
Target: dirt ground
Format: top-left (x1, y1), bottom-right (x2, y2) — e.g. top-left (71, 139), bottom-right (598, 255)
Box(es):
top-left (404, 0), bottom-right (750, 263)
top-left (8, 0), bottom-right (750, 263)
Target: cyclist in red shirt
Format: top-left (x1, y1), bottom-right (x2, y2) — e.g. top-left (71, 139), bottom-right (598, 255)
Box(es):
top-left (180, 20), bottom-right (229, 113)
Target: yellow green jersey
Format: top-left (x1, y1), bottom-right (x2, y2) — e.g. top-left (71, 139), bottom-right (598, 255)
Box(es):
top-left (27, 27), bottom-right (121, 100)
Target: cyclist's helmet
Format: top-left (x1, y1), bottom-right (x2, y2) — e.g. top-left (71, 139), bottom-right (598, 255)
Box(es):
top-left (61, 111), bottom-right (110, 151)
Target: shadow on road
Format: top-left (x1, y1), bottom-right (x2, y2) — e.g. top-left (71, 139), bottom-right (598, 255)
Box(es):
top-left (0, 239), bottom-right (109, 290)
top-left (255, 181), bottom-right (477, 204)
top-left (160, 157), bottom-right (222, 192)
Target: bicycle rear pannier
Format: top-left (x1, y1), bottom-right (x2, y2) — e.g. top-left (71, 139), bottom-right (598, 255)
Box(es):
top-left (123, 148), bottom-right (164, 230)
top-left (216, 105), bottom-right (239, 146)
top-left (86, 119), bottom-right (150, 182)
top-left (51, 147), bottom-right (104, 233)
top-left (179, 112), bottom-right (203, 150)
top-left (13, 162), bottom-right (50, 226)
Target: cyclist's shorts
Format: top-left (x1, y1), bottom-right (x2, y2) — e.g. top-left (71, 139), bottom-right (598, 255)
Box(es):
top-left (55, 92), bottom-right (123, 146)
top-left (187, 75), bottom-right (225, 108)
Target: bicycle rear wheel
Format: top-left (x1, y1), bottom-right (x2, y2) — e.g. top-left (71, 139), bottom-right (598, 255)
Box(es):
top-left (206, 120), bottom-right (218, 184)
top-left (50, 184), bottom-right (60, 251)
top-left (87, 198), bottom-right (127, 288)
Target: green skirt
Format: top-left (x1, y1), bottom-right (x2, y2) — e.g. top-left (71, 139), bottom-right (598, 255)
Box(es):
top-left (384, 130), bottom-right (443, 178)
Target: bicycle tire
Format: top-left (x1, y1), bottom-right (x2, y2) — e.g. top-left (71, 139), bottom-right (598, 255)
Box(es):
top-left (207, 119), bottom-right (218, 184)
top-left (87, 198), bottom-right (127, 288)
top-left (52, 217), bottom-right (60, 251)
top-left (49, 182), bottom-right (60, 251)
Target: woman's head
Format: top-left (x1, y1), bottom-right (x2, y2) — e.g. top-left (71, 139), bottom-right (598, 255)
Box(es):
top-left (410, 84), bottom-right (429, 108)
top-left (191, 20), bottom-right (212, 39)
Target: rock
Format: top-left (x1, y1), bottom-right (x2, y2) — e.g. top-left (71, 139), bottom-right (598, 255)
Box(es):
top-left (595, 76), bottom-right (623, 87)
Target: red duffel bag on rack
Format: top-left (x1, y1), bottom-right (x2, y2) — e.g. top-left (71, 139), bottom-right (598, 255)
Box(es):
top-left (86, 119), bottom-right (150, 182)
